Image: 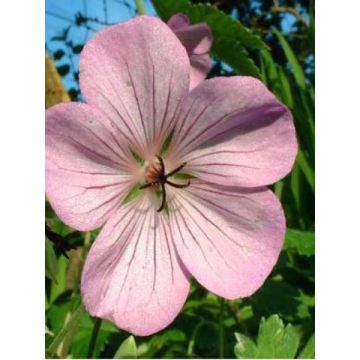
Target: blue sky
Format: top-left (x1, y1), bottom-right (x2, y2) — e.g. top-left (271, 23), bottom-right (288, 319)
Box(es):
top-left (46, 0), bottom-right (156, 91)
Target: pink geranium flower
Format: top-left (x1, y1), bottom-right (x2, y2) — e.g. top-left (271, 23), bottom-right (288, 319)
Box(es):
top-left (45, 16), bottom-right (297, 335)
top-left (167, 13), bottom-right (213, 90)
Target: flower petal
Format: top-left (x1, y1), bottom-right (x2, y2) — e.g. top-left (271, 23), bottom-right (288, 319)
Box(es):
top-left (188, 53), bottom-right (212, 90)
top-left (168, 14), bottom-right (213, 89)
top-left (167, 13), bottom-right (190, 31)
top-left (79, 16), bottom-right (190, 156)
top-left (81, 196), bottom-right (190, 336)
top-left (46, 102), bottom-right (134, 231)
top-left (174, 77), bottom-right (297, 187)
top-left (169, 181), bottom-right (285, 299)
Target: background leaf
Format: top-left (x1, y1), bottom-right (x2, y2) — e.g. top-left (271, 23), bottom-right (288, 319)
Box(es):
top-left (298, 333), bottom-right (315, 359)
top-left (285, 229), bottom-right (315, 257)
top-left (114, 336), bottom-right (137, 359)
top-left (45, 237), bottom-right (58, 283)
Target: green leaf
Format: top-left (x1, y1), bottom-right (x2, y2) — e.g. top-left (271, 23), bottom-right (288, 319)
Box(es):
top-left (298, 333), bottom-right (315, 359)
top-left (285, 229), bottom-right (315, 257)
top-left (272, 27), bottom-right (306, 91)
top-left (297, 149), bottom-right (315, 193)
top-left (46, 304), bottom-right (86, 358)
top-left (234, 333), bottom-right (257, 359)
top-left (248, 279), bottom-right (310, 322)
top-left (45, 237), bottom-right (58, 283)
top-left (278, 67), bottom-right (294, 108)
top-left (72, 317), bottom-right (117, 359)
top-left (212, 38), bottom-right (261, 78)
top-left (114, 336), bottom-right (137, 359)
top-left (257, 315), bottom-right (301, 358)
top-left (234, 315), bottom-right (301, 359)
top-left (276, 324), bottom-right (301, 359)
top-left (152, 0), bottom-right (266, 78)
top-left (45, 323), bottom-right (54, 337)
top-left (49, 255), bottom-right (68, 303)
top-left (257, 315), bottom-right (284, 357)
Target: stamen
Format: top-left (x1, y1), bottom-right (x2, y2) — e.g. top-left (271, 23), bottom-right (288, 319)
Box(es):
top-left (139, 155), bottom-right (191, 212)
top-left (165, 162), bottom-right (187, 179)
top-left (165, 179), bottom-right (191, 188)
top-left (157, 182), bottom-right (166, 212)
top-left (139, 182), bottom-right (153, 190)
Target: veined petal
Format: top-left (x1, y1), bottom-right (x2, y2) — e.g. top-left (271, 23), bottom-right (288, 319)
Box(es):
top-left (169, 181), bottom-right (285, 299)
top-left (168, 14), bottom-right (213, 90)
top-left (79, 16), bottom-right (190, 156)
top-left (174, 77), bottom-right (297, 187)
top-left (81, 196), bottom-right (190, 336)
top-left (46, 102), bottom-right (134, 231)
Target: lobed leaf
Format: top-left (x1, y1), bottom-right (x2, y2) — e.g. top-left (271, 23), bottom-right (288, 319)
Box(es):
top-left (285, 229), bottom-right (315, 257)
top-left (114, 336), bottom-right (137, 359)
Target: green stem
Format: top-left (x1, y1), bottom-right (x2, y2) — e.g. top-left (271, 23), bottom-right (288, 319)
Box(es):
top-left (87, 318), bottom-right (102, 358)
top-left (219, 298), bottom-right (225, 359)
top-left (134, 0), bottom-right (146, 15)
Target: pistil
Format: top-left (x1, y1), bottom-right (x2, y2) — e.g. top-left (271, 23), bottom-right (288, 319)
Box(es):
top-left (139, 155), bottom-right (190, 212)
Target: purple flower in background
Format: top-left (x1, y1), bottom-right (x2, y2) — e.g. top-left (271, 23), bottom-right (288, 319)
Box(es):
top-left (45, 16), bottom-right (297, 335)
top-left (168, 13), bottom-right (213, 89)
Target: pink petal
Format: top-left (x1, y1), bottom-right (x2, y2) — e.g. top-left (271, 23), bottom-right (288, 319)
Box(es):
top-left (168, 14), bottom-right (213, 90)
top-left (174, 77), bottom-right (297, 187)
top-left (46, 103), bottom-right (133, 231)
top-left (79, 16), bottom-right (190, 155)
top-left (81, 197), bottom-right (190, 336)
top-left (169, 181), bottom-right (285, 299)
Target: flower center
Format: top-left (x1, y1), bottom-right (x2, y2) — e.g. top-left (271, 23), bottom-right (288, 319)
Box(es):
top-left (139, 155), bottom-right (190, 212)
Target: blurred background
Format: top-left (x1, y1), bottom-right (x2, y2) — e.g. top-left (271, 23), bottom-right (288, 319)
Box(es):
top-left (45, 0), bottom-right (315, 358)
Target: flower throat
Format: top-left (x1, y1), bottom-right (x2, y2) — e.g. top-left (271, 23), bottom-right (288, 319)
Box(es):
top-left (139, 155), bottom-right (190, 212)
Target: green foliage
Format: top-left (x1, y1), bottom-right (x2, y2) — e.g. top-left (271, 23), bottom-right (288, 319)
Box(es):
top-left (152, 0), bottom-right (266, 78)
top-left (45, 237), bottom-right (58, 283)
top-left (285, 229), bottom-right (315, 257)
top-left (272, 27), bottom-right (307, 91)
top-left (298, 333), bottom-right (315, 359)
top-left (234, 315), bottom-right (301, 359)
top-left (114, 336), bottom-right (137, 359)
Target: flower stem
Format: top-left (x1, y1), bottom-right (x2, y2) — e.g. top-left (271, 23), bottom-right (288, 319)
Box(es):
top-left (134, 0), bottom-right (146, 15)
top-left (87, 318), bottom-right (102, 358)
top-left (219, 298), bottom-right (225, 358)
